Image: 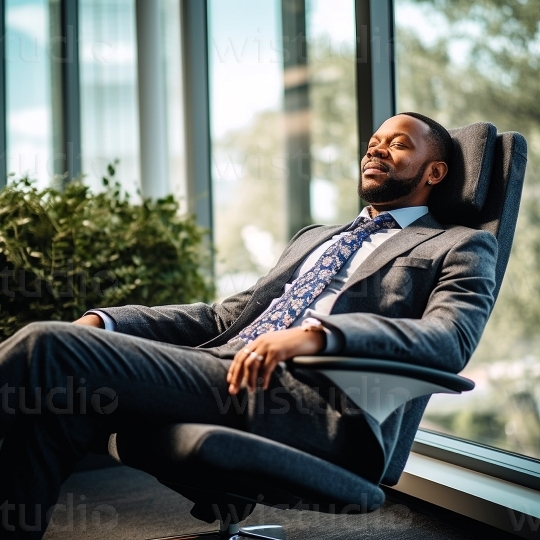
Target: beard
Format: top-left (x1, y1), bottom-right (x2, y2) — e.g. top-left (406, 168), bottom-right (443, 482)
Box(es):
top-left (358, 161), bottom-right (428, 204)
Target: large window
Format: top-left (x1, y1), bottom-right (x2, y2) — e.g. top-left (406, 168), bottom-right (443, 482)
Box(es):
top-left (79, 0), bottom-right (140, 195)
top-left (2, 0), bottom-right (185, 197)
top-left (4, 0), bottom-right (537, 466)
top-left (396, 0), bottom-right (540, 460)
top-left (5, 0), bottom-right (59, 187)
top-left (208, 0), bottom-right (359, 299)
top-left (208, 0), bottom-right (287, 299)
top-left (79, 0), bottom-right (185, 199)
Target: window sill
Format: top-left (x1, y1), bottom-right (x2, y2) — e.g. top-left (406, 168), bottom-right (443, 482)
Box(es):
top-left (386, 432), bottom-right (540, 539)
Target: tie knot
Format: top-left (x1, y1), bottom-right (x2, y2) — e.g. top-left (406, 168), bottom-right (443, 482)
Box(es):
top-left (372, 213), bottom-right (400, 230)
top-left (349, 213), bottom-right (399, 233)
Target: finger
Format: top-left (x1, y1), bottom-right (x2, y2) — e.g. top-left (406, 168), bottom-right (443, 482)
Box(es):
top-left (226, 354), bottom-right (236, 383)
top-left (246, 353), bottom-right (263, 392)
top-left (261, 364), bottom-right (272, 391)
top-left (229, 347), bottom-right (251, 380)
top-left (261, 354), bottom-right (279, 390)
top-left (227, 350), bottom-right (244, 382)
top-left (227, 355), bottom-right (243, 393)
top-left (229, 363), bottom-right (244, 394)
top-left (228, 347), bottom-right (251, 394)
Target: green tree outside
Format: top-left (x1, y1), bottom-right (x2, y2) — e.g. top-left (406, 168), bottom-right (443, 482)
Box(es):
top-left (397, 0), bottom-right (540, 458)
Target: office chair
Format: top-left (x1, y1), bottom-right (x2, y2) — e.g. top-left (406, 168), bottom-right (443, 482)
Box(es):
top-left (107, 123), bottom-right (527, 539)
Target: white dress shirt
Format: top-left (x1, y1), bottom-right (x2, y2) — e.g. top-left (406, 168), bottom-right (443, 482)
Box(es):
top-left (90, 206), bottom-right (429, 351)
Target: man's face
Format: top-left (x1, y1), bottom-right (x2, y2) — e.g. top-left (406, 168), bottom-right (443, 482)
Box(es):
top-left (359, 115), bottom-right (434, 206)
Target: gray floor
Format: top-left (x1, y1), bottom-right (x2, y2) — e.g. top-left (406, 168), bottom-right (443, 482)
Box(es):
top-left (42, 464), bottom-right (476, 540)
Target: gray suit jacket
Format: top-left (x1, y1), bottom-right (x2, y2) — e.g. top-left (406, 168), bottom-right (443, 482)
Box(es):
top-left (101, 212), bottom-right (498, 481)
top-left (104, 212), bottom-right (497, 371)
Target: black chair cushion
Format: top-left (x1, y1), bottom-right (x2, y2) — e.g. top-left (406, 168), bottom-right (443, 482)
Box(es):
top-left (429, 122), bottom-right (498, 224)
top-left (111, 423), bottom-right (385, 514)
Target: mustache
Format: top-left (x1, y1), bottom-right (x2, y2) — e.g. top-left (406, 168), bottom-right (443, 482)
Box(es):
top-left (362, 159), bottom-right (391, 173)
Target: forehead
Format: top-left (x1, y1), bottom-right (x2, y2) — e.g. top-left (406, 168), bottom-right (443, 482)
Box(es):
top-left (371, 115), bottom-right (430, 142)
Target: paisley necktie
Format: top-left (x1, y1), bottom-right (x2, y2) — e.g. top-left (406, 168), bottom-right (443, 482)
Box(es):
top-left (238, 213), bottom-right (399, 343)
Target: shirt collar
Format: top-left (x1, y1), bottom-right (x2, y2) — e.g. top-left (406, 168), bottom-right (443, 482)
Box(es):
top-left (356, 206), bottom-right (429, 229)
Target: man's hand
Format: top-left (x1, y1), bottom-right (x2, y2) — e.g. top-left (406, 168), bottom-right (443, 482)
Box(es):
top-left (227, 328), bottom-right (325, 395)
top-left (72, 313), bottom-right (104, 328)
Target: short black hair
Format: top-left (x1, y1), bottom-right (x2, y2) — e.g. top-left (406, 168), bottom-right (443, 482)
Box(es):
top-left (398, 112), bottom-right (453, 164)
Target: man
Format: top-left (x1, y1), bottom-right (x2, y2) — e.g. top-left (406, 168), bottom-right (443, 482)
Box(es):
top-left (0, 113), bottom-right (497, 538)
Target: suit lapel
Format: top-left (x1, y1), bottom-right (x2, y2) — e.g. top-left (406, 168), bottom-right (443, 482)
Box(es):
top-left (343, 212), bottom-right (445, 288)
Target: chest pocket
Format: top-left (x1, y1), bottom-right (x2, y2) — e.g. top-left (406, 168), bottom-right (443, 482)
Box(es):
top-left (391, 257), bottom-right (432, 269)
top-left (376, 256), bottom-right (435, 315)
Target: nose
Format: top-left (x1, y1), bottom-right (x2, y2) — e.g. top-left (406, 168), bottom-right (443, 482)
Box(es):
top-left (366, 143), bottom-right (388, 159)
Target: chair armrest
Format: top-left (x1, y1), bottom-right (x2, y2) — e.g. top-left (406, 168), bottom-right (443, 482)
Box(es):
top-left (291, 356), bottom-right (474, 424)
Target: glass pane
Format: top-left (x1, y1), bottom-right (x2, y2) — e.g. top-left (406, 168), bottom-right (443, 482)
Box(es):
top-left (79, 0), bottom-right (140, 195)
top-left (395, 0), bottom-right (540, 459)
top-left (306, 0), bottom-right (359, 225)
top-left (208, 0), bottom-right (359, 299)
top-left (160, 0), bottom-right (188, 212)
top-left (208, 0), bottom-right (285, 299)
top-left (5, 0), bottom-right (56, 188)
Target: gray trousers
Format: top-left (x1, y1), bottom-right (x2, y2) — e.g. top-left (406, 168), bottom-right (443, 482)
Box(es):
top-left (0, 321), bottom-right (382, 539)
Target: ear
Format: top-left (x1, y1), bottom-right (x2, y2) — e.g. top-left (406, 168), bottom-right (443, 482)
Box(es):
top-left (426, 161), bottom-right (448, 186)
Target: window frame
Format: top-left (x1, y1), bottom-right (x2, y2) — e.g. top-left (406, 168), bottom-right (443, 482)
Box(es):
top-left (414, 429), bottom-right (540, 491)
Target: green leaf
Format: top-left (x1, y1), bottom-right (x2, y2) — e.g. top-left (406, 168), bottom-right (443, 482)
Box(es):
top-left (0, 173), bottom-right (214, 341)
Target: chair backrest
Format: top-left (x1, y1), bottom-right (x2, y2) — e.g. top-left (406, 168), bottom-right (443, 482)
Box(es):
top-left (381, 124), bottom-right (528, 486)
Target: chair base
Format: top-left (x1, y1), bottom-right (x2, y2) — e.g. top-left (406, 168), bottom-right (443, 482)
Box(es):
top-left (151, 524), bottom-right (286, 540)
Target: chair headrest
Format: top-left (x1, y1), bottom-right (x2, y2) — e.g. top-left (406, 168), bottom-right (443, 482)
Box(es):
top-left (429, 122), bottom-right (498, 223)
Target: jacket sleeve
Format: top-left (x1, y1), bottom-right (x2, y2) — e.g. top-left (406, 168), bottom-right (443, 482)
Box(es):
top-left (97, 224), bottom-right (321, 346)
top-left (314, 229), bottom-right (498, 373)
top-left (97, 296), bottom-right (252, 347)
